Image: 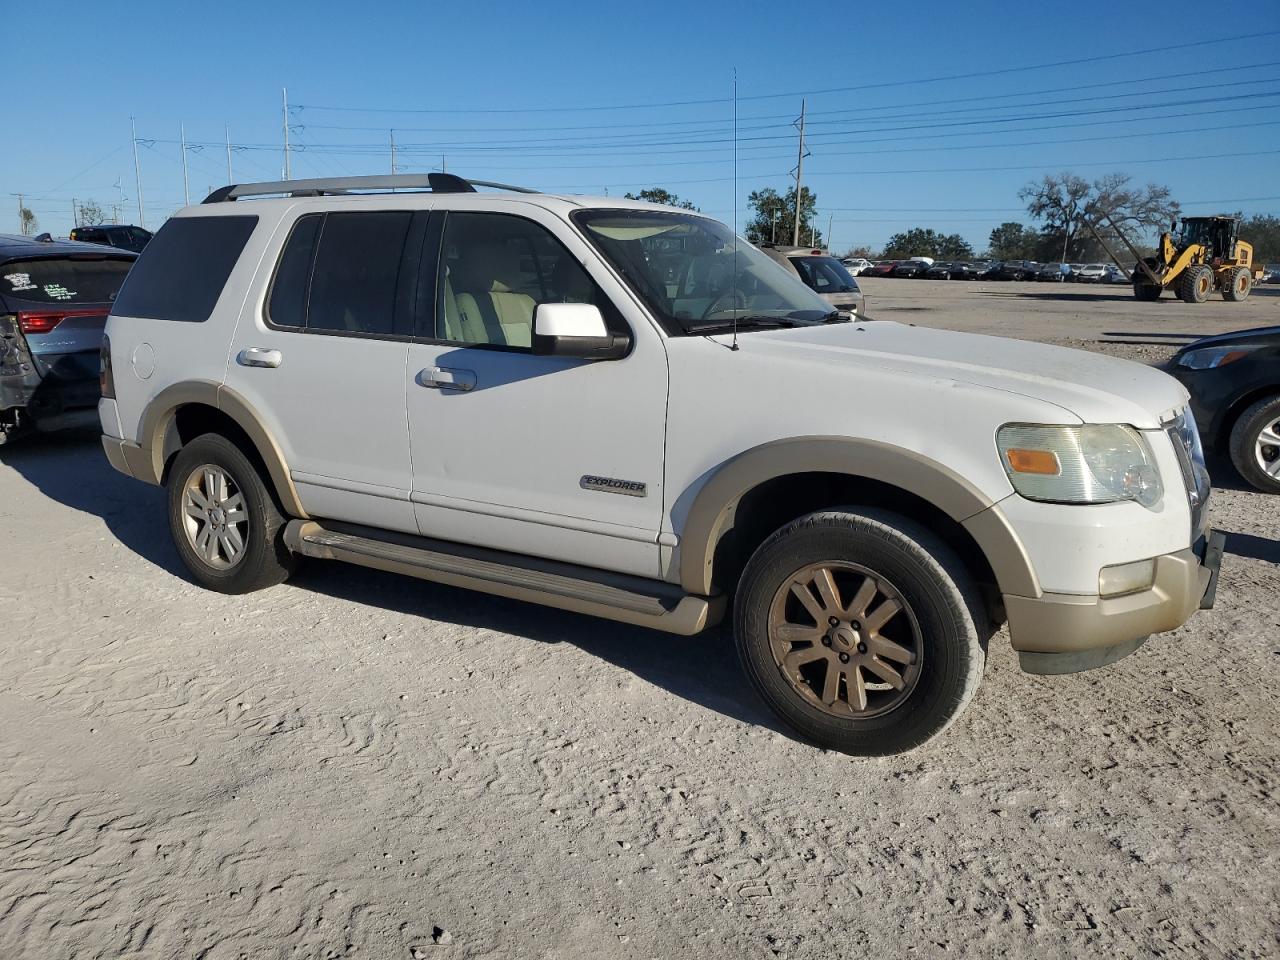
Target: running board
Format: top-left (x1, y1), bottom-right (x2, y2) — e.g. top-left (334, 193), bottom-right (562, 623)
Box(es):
top-left (284, 520), bottom-right (723, 636)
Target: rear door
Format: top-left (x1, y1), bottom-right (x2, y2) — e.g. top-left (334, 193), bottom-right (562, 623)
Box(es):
top-left (226, 204), bottom-right (428, 534)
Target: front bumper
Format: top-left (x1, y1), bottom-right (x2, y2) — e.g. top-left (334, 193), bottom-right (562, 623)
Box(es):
top-left (1005, 530), bottom-right (1224, 675)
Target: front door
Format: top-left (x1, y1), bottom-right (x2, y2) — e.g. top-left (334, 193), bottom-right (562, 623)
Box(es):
top-left (405, 205), bottom-right (669, 579)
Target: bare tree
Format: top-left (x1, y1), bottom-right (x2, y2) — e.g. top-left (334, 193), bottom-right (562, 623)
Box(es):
top-left (18, 205), bottom-right (38, 236)
top-left (1019, 172), bottom-right (1179, 262)
top-left (77, 199), bottom-right (107, 225)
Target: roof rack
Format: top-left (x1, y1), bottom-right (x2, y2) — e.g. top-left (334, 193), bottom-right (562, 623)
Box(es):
top-left (202, 172), bottom-right (539, 204)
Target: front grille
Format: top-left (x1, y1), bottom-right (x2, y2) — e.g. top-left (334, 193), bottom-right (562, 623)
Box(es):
top-left (1164, 406), bottom-right (1211, 538)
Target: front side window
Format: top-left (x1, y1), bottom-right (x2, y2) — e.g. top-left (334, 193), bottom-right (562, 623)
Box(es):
top-left (436, 211), bottom-right (614, 350)
top-left (267, 211), bottom-right (414, 337)
top-left (572, 210), bottom-right (835, 336)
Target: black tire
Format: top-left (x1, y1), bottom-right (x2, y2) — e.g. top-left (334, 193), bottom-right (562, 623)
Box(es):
top-left (733, 509), bottom-right (987, 756)
top-left (1133, 280), bottom-right (1163, 301)
top-left (1178, 264), bottom-right (1213, 303)
top-left (166, 433), bottom-right (297, 593)
top-left (1229, 396), bottom-right (1280, 494)
top-left (1222, 265), bottom-right (1251, 302)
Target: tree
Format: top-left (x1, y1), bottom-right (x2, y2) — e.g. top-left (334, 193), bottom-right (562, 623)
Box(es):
top-left (1019, 172), bottom-right (1179, 262)
top-left (987, 221), bottom-right (1038, 260)
top-left (623, 188), bottom-right (697, 210)
top-left (745, 186), bottom-right (821, 247)
top-left (1240, 213), bottom-right (1280, 263)
top-left (76, 199), bottom-right (106, 225)
top-left (841, 245), bottom-right (875, 259)
top-left (881, 227), bottom-right (974, 260)
top-left (18, 204), bottom-right (37, 236)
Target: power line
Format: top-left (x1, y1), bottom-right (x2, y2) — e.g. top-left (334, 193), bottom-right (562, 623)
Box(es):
top-left (292, 30), bottom-right (1280, 115)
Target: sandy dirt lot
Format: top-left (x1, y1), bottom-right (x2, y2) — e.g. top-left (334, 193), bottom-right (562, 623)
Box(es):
top-left (1, 283), bottom-right (1277, 959)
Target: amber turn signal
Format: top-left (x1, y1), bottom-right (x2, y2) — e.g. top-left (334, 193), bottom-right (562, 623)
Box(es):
top-left (1005, 448), bottom-right (1061, 475)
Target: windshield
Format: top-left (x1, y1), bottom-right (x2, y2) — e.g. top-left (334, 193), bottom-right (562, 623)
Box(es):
top-left (1, 256), bottom-right (133, 304)
top-left (791, 256), bottom-right (860, 294)
top-left (572, 210), bottom-right (835, 334)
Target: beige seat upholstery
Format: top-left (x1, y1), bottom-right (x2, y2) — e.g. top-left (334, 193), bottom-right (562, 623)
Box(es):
top-left (444, 240), bottom-right (536, 347)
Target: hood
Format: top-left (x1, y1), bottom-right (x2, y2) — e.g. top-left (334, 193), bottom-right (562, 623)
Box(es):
top-left (742, 320), bottom-right (1189, 428)
top-left (1177, 325), bottom-right (1280, 351)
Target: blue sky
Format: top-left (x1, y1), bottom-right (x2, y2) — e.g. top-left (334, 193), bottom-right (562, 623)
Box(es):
top-left (7, 0), bottom-right (1280, 252)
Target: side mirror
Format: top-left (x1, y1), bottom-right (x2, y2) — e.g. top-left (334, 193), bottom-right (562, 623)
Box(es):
top-left (532, 303), bottom-right (629, 360)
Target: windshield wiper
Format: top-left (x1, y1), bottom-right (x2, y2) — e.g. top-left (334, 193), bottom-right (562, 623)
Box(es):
top-left (684, 315), bottom-right (801, 335)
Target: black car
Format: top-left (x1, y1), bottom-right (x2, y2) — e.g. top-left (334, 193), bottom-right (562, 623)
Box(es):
top-left (69, 224), bottom-right (152, 253)
top-left (1169, 325), bottom-right (1280, 493)
top-left (995, 260), bottom-right (1039, 281)
top-left (0, 234), bottom-right (136, 443)
top-left (923, 261), bottom-right (954, 279)
top-left (891, 259), bottom-right (929, 278)
top-left (948, 262), bottom-right (981, 280)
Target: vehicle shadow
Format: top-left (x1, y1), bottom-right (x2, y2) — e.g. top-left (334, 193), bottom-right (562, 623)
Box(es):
top-left (0, 429), bottom-right (787, 739)
top-left (0, 427), bottom-right (180, 576)
top-left (978, 289), bottom-right (1136, 303)
top-left (1223, 531), bottom-right (1280, 565)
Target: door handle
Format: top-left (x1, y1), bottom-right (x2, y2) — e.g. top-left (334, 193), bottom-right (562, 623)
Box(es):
top-left (417, 366), bottom-right (476, 392)
top-left (237, 347), bottom-right (283, 369)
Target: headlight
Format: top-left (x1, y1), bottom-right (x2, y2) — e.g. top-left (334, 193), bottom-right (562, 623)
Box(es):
top-left (997, 424), bottom-right (1163, 508)
top-left (1176, 345), bottom-right (1258, 369)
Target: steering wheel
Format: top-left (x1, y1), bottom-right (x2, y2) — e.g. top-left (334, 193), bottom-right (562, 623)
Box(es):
top-left (700, 288), bottom-right (748, 320)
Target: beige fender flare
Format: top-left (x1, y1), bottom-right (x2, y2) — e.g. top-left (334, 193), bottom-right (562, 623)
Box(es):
top-left (676, 436), bottom-right (1039, 599)
top-left (134, 380), bottom-right (308, 518)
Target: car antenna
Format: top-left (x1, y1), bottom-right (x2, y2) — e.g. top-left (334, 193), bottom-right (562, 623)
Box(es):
top-left (731, 67), bottom-right (740, 352)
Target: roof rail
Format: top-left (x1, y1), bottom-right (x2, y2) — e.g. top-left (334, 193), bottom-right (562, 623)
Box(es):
top-left (202, 173), bottom-right (539, 204)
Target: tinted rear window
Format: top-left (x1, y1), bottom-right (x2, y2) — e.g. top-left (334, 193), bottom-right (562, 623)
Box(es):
top-left (2, 257), bottom-right (133, 304)
top-left (112, 215), bottom-right (257, 322)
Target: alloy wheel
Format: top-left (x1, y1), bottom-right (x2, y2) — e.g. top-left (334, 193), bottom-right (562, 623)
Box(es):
top-left (767, 561), bottom-right (923, 719)
top-left (181, 464), bottom-right (249, 569)
top-left (1255, 418), bottom-right (1280, 478)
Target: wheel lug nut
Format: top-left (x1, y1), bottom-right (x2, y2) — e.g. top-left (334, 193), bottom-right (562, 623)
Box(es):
top-left (821, 637), bottom-right (831, 647)
top-left (857, 642), bottom-right (868, 654)
top-left (839, 652), bottom-right (850, 663)
top-left (850, 621), bottom-right (861, 631)
top-left (828, 616), bottom-right (839, 626)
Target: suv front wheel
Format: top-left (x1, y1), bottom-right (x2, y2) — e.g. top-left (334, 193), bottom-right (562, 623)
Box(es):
top-left (734, 509), bottom-right (987, 755)
top-left (167, 433), bottom-right (297, 593)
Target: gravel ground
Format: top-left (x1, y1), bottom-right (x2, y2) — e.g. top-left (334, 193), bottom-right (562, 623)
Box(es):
top-left (1, 282), bottom-right (1277, 959)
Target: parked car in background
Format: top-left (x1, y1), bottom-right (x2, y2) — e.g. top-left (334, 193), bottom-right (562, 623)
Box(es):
top-left (1074, 263), bottom-right (1109, 283)
top-left (947, 262), bottom-right (981, 280)
top-left (1036, 263), bottom-right (1071, 282)
top-left (1105, 265), bottom-right (1131, 284)
top-left (995, 260), bottom-right (1039, 281)
top-left (0, 233), bottom-right (136, 443)
top-left (1260, 264), bottom-right (1280, 284)
top-left (841, 257), bottom-right (872, 276)
top-left (977, 261), bottom-right (1001, 279)
top-left (69, 224), bottom-right (153, 253)
top-left (868, 260), bottom-right (899, 277)
top-left (1170, 326), bottom-right (1280, 493)
top-left (761, 246), bottom-right (865, 316)
top-left (924, 261), bottom-right (954, 279)
top-left (892, 259), bottom-right (930, 278)
top-left (1067, 263), bottom-right (1085, 280)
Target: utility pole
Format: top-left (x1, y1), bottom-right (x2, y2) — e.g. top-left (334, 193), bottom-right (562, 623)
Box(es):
top-left (441, 152), bottom-right (446, 173)
top-left (791, 98), bottom-right (807, 247)
top-left (131, 116), bottom-right (145, 228)
top-left (826, 212), bottom-right (833, 250)
top-left (282, 87), bottom-right (292, 180)
top-left (71, 198), bottom-right (78, 228)
top-left (17, 194), bottom-right (25, 235)
top-left (225, 123), bottom-right (233, 183)
top-left (771, 209), bottom-right (779, 244)
top-left (180, 123), bottom-right (190, 206)
top-left (390, 129), bottom-right (397, 175)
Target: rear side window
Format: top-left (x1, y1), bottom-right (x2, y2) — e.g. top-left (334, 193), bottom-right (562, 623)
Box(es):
top-left (267, 211), bottom-right (415, 338)
top-left (112, 215), bottom-right (257, 322)
top-left (2, 257), bottom-right (133, 304)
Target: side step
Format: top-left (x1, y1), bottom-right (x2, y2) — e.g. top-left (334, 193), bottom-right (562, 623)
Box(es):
top-left (284, 520), bottom-right (723, 636)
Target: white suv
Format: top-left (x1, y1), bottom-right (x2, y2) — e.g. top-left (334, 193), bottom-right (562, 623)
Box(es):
top-left (100, 173), bottom-right (1223, 755)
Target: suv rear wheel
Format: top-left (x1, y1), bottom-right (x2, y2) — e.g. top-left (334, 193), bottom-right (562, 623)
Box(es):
top-left (167, 433), bottom-right (297, 593)
top-left (734, 509), bottom-right (987, 755)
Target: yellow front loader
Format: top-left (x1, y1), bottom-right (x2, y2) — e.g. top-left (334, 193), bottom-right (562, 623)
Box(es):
top-left (1085, 214), bottom-right (1259, 303)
